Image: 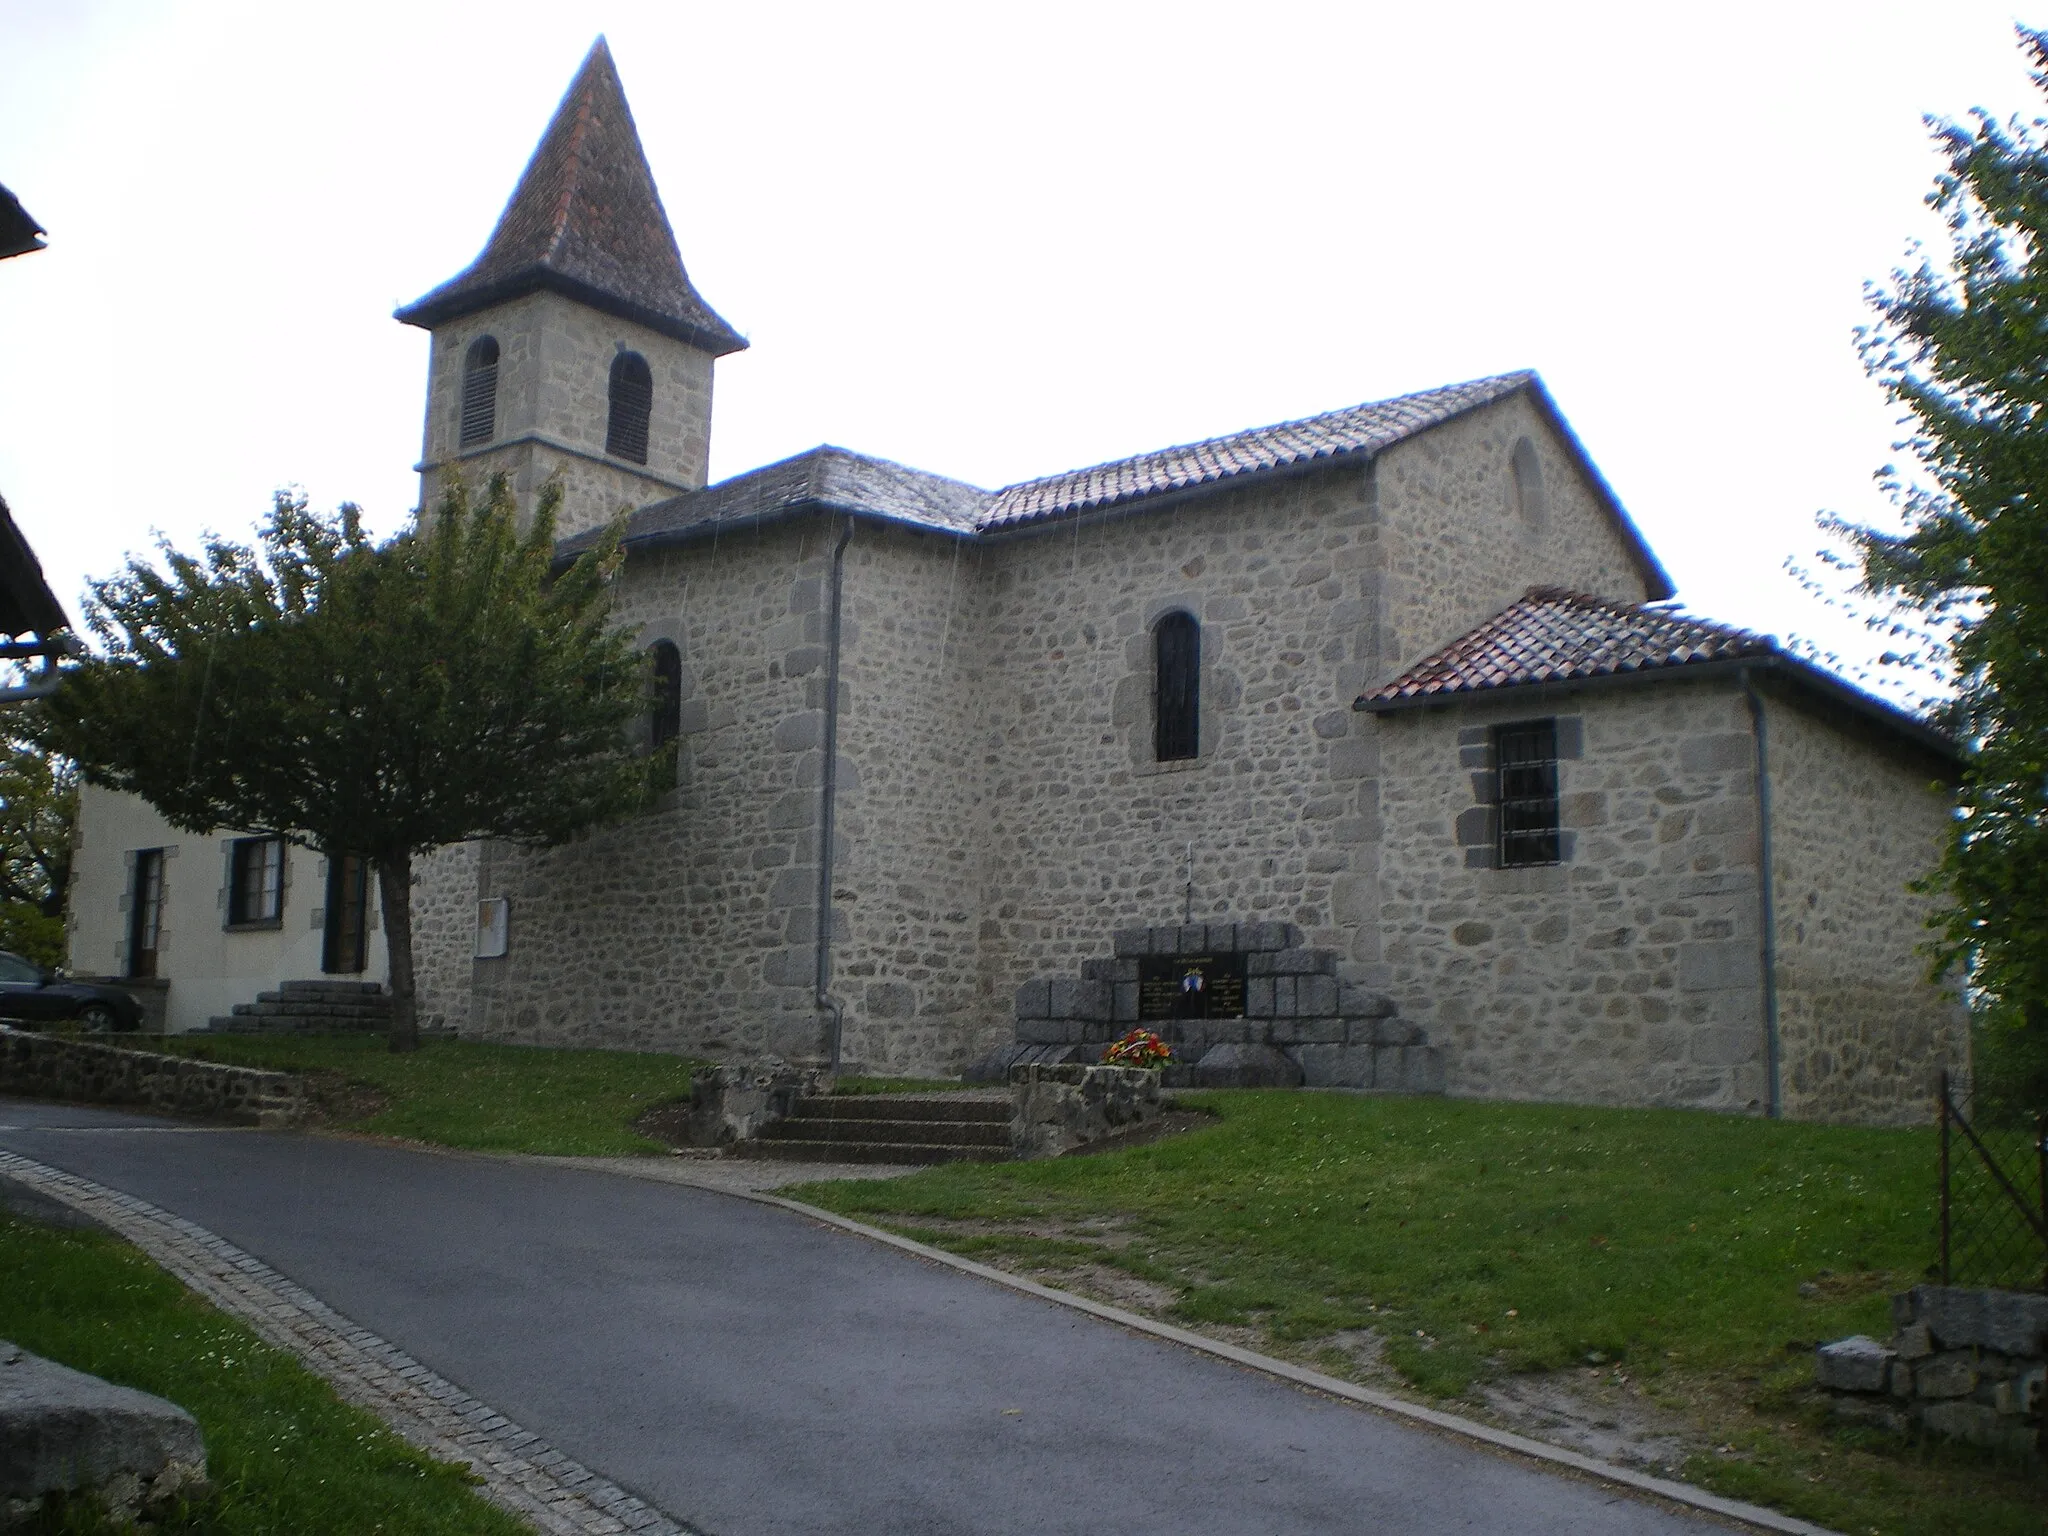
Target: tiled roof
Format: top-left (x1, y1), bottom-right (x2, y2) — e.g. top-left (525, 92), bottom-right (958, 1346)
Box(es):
top-left (1362, 588), bottom-right (1775, 708)
top-left (396, 39), bottom-right (745, 356)
top-left (0, 495), bottom-right (69, 639)
top-left (981, 372), bottom-right (1535, 529)
top-left (591, 373), bottom-right (1656, 562)
top-left (560, 446), bottom-right (991, 555)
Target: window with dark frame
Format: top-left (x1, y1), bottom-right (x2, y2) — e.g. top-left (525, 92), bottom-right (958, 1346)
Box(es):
top-left (128, 848), bottom-right (164, 979)
top-left (227, 836), bottom-right (284, 928)
top-left (606, 351), bottom-right (653, 463)
top-left (1495, 720), bottom-right (1561, 868)
top-left (649, 640), bottom-right (683, 750)
top-left (459, 336), bottom-right (499, 448)
top-left (1153, 611), bottom-right (1200, 762)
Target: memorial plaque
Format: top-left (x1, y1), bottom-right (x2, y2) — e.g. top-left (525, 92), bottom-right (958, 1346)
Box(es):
top-left (1137, 953), bottom-right (1246, 1020)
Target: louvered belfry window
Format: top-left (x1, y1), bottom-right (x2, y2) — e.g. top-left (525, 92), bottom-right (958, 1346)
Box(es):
top-left (459, 336), bottom-right (499, 448)
top-left (607, 351), bottom-right (653, 463)
top-left (1154, 611), bottom-right (1200, 762)
top-left (1495, 720), bottom-right (1562, 867)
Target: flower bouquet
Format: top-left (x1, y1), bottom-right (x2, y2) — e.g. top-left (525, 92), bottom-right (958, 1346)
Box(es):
top-left (1101, 1027), bottom-right (1173, 1069)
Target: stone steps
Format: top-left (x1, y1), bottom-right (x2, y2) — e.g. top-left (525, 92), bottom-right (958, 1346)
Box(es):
top-left (205, 979), bottom-right (395, 1035)
top-left (737, 1091), bottom-right (1012, 1165)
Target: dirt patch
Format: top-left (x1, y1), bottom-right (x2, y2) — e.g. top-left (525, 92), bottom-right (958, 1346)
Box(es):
top-left (632, 1099), bottom-right (697, 1149)
top-left (1033, 1263), bottom-right (1183, 1314)
top-left (1471, 1368), bottom-right (1708, 1475)
top-left (294, 1069), bottom-right (388, 1127)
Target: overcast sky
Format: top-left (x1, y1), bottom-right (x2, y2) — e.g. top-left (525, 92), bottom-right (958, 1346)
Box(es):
top-left (1, 2), bottom-right (2038, 702)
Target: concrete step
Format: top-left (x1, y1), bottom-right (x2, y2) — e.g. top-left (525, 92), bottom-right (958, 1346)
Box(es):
top-left (758, 1117), bottom-right (1009, 1148)
top-left (240, 997), bottom-right (391, 1017)
top-left (786, 1095), bottom-right (1006, 1124)
top-left (730, 1139), bottom-right (1010, 1165)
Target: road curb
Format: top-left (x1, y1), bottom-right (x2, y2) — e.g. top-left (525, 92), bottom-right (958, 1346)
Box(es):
top-left (560, 1157), bottom-right (1834, 1536)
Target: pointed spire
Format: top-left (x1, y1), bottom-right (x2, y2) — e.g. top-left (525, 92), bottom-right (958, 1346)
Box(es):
top-left (398, 38), bottom-right (744, 355)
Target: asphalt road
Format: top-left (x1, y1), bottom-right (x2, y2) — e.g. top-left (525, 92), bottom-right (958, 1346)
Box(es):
top-left (0, 1098), bottom-right (1726, 1536)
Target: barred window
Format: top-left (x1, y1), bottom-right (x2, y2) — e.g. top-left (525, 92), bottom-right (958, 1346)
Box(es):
top-left (460, 336), bottom-right (499, 448)
top-left (1495, 720), bottom-right (1560, 868)
top-left (606, 351), bottom-right (652, 463)
top-left (227, 836), bottom-right (284, 927)
top-left (1154, 611), bottom-right (1200, 762)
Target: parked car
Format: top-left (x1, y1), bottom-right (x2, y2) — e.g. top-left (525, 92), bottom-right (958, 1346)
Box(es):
top-left (0, 950), bottom-right (142, 1032)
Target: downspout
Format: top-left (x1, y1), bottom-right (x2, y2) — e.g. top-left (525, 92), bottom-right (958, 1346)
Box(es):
top-left (1740, 666), bottom-right (1784, 1118)
top-left (814, 516), bottom-right (855, 1075)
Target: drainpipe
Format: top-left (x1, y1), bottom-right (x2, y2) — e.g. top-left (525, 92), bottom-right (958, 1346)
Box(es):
top-left (814, 516), bottom-right (855, 1075)
top-left (1740, 666), bottom-right (1783, 1119)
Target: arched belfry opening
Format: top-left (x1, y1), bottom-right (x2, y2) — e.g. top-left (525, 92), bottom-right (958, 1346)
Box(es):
top-left (607, 352), bottom-right (653, 464)
top-left (1154, 611), bottom-right (1200, 762)
top-left (459, 336), bottom-right (499, 448)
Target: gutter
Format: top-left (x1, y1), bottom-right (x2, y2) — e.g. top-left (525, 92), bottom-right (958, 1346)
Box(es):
top-left (1740, 667), bottom-right (1784, 1119)
top-left (814, 516), bottom-right (855, 1075)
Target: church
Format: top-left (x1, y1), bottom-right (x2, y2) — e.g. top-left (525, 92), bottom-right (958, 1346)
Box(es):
top-left (65, 41), bottom-right (1965, 1125)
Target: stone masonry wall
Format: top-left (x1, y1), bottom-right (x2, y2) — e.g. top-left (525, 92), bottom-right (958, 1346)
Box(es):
top-left (1375, 679), bottom-right (1772, 1113)
top-left (418, 291), bottom-right (717, 539)
top-left (451, 520), bottom-right (843, 1060)
top-left (0, 1027), bottom-right (302, 1126)
top-left (1763, 687), bottom-right (1965, 1125)
top-left (965, 392), bottom-right (1656, 1073)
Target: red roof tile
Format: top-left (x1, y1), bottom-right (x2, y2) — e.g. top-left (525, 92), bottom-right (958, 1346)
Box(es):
top-left (1363, 588), bottom-right (1775, 707)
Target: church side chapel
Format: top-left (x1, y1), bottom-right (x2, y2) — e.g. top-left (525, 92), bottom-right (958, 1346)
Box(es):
top-left (64, 40), bottom-right (1965, 1125)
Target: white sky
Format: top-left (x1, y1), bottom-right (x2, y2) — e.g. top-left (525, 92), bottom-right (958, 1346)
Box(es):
top-left (1, 1), bottom-right (2038, 699)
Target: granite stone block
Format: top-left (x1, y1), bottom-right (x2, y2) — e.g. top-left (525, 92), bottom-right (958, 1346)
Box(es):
top-left (1297, 975), bottom-right (1339, 1017)
top-left (1015, 1016), bottom-right (1081, 1045)
top-left (1814, 1335), bottom-right (1893, 1394)
top-left (1292, 1043), bottom-right (1375, 1088)
top-left (1014, 979), bottom-right (1052, 1020)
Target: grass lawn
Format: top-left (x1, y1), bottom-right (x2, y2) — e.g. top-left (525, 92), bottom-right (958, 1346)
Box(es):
top-left (0, 1206), bottom-right (526, 1535)
top-left (139, 1034), bottom-right (702, 1156)
top-left (792, 1090), bottom-right (2046, 1536)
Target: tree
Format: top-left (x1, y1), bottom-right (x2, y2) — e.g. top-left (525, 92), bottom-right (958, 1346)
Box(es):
top-left (1847, 26), bottom-right (2048, 1101)
top-left (0, 715), bottom-right (75, 967)
top-left (42, 477), bottom-right (651, 1050)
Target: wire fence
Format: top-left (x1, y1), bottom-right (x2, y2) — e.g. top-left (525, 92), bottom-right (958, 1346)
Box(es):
top-left (1939, 1069), bottom-right (2048, 1294)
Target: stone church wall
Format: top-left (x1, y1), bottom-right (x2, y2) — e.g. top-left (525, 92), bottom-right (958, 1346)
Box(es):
top-left (1762, 687), bottom-right (1964, 1125)
top-left (1373, 679), bottom-right (1773, 1113)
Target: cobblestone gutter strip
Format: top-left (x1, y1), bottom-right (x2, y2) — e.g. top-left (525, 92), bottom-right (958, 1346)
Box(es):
top-left (0, 1150), bottom-right (701, 1536)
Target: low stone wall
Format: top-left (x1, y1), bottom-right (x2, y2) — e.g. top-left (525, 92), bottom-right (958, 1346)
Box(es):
top-left (1816, 1285), bottom-right (2046, 1456)
top-left (680, 1058), bottom-right (832, 1148)
top-left (0, 1028), bottom-right (302, 1128)
top-left (1009, 1062), bottom-right (1162, 1160)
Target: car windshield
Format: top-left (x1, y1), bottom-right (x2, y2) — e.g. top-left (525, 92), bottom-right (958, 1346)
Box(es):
top-left (0, 952), bottom-right (43, 984)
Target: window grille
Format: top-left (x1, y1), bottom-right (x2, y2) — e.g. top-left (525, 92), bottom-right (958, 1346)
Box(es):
top-left (650, 640), bottom-right (682, 749)
top-left (1495, 720), bottom-right (1561, 867)
top-left (607, 351), bottom-right (653, 463)
top-left (228, 836), bottom-right (284, 927)
top-left (1154, 612), bottom-right (1200, 762)
top-left (128, 849), bottom-right (164, 978)
top-left (460, 336), bottom-right (499, 448)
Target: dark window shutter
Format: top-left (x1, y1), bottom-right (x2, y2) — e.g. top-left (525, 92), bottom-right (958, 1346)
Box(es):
top-left (607, 352), bottom-right (653, 464)
top-left (1154, 612), bottom-right (1201, 762)
top-left (460, 336), bottom-right (499, 448)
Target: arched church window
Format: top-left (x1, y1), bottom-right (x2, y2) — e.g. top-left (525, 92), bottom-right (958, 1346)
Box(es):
top-left (649, 640), bottom-right (682, 750)
top-left (1510, 436), bottom-right (1547, 530)
top-left (607, 352), bottom-right (653, 464)
top-left (459, 336), bottom-right (499, 449)
top-left (1154, 611), bottom-right (1200, 762)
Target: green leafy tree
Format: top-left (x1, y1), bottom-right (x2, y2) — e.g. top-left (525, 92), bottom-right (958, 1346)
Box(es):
top-left (43, 477), bottom-right (651, 1049)
top-left (0, 716), bottom-right (76, 968)
top-left (1847, 27), bottom-right (2048, 1102)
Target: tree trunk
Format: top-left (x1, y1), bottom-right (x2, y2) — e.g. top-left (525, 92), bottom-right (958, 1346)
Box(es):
top-left (376, 853), bottom-right (420, 1054)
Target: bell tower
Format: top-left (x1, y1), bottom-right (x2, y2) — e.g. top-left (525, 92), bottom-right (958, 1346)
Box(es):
top-left (397, 38), bottom-right (746, 538)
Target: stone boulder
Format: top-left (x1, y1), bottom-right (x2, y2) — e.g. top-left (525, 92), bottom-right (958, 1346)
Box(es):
top-left (0, 1342), bottom-right (208, 1523)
